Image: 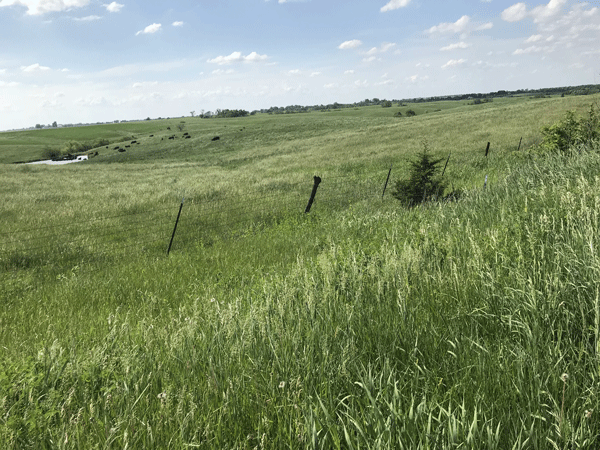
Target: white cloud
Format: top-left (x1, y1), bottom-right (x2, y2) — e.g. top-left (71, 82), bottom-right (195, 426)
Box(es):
top-left (310, 72), bottom-right (321, 77)
top-left (211, 69), bottom-right (235, 75)
top-left (338, 39), bottom-right (362, 50)
top-left (441, 58), bottom-right (466, 68)
top-left (380, 0), bottom-right (410, 12)
top-left (513, 45), bottom-right (544, 55)
top-left (74, 15), bottom-right (101, 21)
top-left (172, 21), bottom-right (184, 27)
top-left (0, 0), bottom-right (90, 15)
top-left (362, 56), bottom-right (377, 63)
top-left (21, 63), bottom-right (51, 72)
top-left (136, 23), bottom-right (161, 36)
top-left (440, 41), bottom-right (471, 51)
top-left (207, 51), bottom-right (268, 65)
top-left (501, 3), bottom-right (528, 22)
top-left (244, 51), bottom-right (268, 62)
top-left (502, 0), bottom-right (567, 23)
top-left (476, 22), bottom-right (493, 30)
top-left (525, 34), bottom-right (543, 43)
top-left (344, 70), bottom-right (354, 74)
top-left (104, 1), bottom-right (123, 13)
top-left (365, 42), bottom-right (397, 56)
top-left (427, 15), bottom-right (470, 34)
top-left (0, 69), bottom-right (6, 75)
top-left (530, 0), bottom-right (567, 23)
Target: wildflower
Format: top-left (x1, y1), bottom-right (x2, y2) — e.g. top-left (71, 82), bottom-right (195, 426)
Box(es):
top-left (585, 409), bottom-right (593, 419)
top-left (561, 373), bottom-right (569, 383)
top-left (210, 298), bottom-right (216, 303)
top-left (279, 381), bottom-right (286, 389)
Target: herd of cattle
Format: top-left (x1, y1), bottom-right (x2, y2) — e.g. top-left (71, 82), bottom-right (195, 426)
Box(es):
top-left (108, 129), bottom-right (220, 154)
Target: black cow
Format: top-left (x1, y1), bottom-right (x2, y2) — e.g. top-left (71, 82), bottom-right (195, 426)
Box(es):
top-left (212, 136), bottom-right (220, 141)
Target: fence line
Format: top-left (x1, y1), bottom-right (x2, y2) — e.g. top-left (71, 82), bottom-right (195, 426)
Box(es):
top-left (1, 173), bottom-right (389, 272)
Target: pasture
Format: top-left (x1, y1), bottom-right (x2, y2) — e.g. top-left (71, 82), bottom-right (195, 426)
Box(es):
top-left (1, 93), bottom-right (600, 448)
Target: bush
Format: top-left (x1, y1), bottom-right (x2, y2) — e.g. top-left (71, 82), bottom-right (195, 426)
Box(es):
top-left (406, 110), bottom-right (416, 117)
top-left (41, 146), bottom-right (62, 160)
top-left (392, 140), bottom-right (447, 207)
top-left (538, 104), bottom-right (599, 154)
top-left (61, 139), bottom-right (110, 156)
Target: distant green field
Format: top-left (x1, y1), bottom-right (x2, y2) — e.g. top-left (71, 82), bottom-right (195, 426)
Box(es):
top-left (1, 93), bottom-right (600, 448)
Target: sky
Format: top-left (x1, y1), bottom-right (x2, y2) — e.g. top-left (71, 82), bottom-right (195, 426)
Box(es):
top-left (0, 0), bottom-right (599, 131)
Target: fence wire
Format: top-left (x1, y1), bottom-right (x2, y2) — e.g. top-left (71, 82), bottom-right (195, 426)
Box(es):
top-left (1, 174), bottom-right (388, 272)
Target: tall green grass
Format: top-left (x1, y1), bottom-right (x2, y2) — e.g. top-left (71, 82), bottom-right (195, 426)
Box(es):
top-left (2, 148), bottom-right (600, 448)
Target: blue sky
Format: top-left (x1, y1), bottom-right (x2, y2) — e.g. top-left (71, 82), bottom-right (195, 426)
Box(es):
top-left (0, 0), bottom-right (598, 130)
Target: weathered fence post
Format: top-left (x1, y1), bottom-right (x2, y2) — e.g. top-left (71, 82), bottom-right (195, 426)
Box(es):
top-left (517, 137), bottom-right (523, 152)
top-left (305, 176), bottom-right (322, 213)
top-left (382, 163), bottom-right (392, 200)
top-left (441, 152), bottom-right (451, 177)
top-left (485, 142), bottom-right (490, 157)
top-left (167, 198), bottom-right (184, 255)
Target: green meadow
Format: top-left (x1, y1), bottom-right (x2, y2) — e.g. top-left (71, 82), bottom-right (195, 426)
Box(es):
top-left (1, 93), bottom-right (600, 448)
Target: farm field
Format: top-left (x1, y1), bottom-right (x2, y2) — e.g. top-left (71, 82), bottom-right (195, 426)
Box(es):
top-left (1, 93), bottom-right (600, 448)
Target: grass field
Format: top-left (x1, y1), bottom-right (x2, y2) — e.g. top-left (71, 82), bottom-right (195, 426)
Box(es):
top-left (1, 93), bottom-right (600, 448)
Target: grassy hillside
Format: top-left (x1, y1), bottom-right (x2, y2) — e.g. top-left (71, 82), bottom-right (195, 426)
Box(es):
top-left (1, 94), bottom-right (600, 448)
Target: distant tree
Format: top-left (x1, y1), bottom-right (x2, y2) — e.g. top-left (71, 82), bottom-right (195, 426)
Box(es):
top-left (177, 122), bottom-right (185, 131)
top-left (392, 140), bottom-right (447, 207)
top-left (381, 100), bottom-right (392, 108)
top-left (52, 121), bottom-right (58, 128)
top-left (41, 146), bottom-right (62, 160)
top-left (35, 124), bottom-right (43, 129)
top-left (190, 111), bottom-right (195, 117)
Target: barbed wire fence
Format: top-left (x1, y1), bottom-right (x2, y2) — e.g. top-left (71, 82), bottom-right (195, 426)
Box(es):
top-left (1, 170), bottom-right (393, 273)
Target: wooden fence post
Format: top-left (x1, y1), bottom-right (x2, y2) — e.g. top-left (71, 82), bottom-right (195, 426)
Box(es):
top-left (517, 137), bottom-right (523, 152)
top-left (441, 152), bottom-right (451, 177)
top-left (485, 142), bottom-right (490, 157)
top-left (305, 176), bottom-right (322, 213)
top-left (167, 198), bottom-right (184, 255)
top-left (382, 164), bottom-right (392, 199)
